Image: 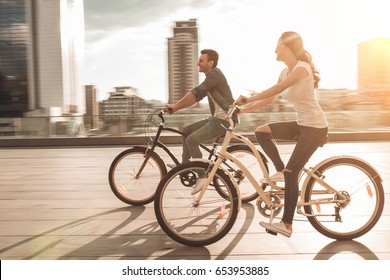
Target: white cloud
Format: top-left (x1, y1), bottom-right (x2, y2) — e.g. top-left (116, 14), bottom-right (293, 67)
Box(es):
top-left (84, 0), bottom-right (214, 36)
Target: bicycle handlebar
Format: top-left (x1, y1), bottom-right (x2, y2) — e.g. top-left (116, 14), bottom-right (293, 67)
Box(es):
top-left (157, 110), bottom-right (165, 123)
top-left (226, 103), bottom-right (240, 129)
top-left (227, 103), bottom-right (239, 118)
top-left (157, 104), bottom-right (239, 129)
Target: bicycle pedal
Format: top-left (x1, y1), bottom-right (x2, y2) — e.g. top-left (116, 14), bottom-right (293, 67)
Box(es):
top-left (265, 229), bottom-right (278, 236)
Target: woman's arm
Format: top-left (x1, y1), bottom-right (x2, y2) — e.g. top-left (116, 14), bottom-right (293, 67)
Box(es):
top-left (239, 95), bottom-right (278, 114)
top-left (237, 66), bottom-right (308, 106)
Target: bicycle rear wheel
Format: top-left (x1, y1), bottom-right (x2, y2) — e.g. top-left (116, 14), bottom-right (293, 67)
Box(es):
top-left (303, 157), bottom-right (384, 240)
top-left (109, 146), bottom-right (167, 206)
top-left (154, 161), bottom-right (239, 247)
top-left (214, 144), bottom-right (268, 203)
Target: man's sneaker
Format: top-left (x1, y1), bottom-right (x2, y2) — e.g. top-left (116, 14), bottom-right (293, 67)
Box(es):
top-left (259, 221), bottom-right (292, 237)
top-left (191, 177), bottom-right (208, 195)
top-left (166, 163), bottom-right (176, 169)
top-left (260, 172), bottom-right (284, 183)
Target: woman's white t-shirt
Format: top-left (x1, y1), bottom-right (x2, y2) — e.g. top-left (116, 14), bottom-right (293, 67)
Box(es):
top-left (279, 61), bottom-right (328, 128)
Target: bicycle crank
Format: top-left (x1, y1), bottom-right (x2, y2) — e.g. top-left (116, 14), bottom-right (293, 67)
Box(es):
top-left (256, 192), bottom-right (282, 218)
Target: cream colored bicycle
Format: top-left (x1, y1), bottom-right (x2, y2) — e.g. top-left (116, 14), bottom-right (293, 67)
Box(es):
top-left (154, 104), bottom-right (384, 247)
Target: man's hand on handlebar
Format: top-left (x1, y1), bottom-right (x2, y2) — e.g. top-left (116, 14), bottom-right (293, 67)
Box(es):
top-left (164, 104), bottom-right (175, 115)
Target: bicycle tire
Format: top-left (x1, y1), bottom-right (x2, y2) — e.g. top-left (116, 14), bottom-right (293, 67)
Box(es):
top-left (154, 161), bottom-right (239, 247)
top-left (213, 145), bottom-right (268, 203)
top-left (303, 157), bottom-right (384, 240)
top-left (108, 146), bottom-right (167, 206)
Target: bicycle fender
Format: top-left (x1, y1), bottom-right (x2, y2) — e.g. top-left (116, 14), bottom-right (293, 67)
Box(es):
top-left (305, 155), bottom-right (383, 185)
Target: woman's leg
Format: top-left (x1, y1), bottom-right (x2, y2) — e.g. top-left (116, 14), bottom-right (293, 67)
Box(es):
top-left (282, 126), bottom-right (328, 225)
top-left (255, 121), bottom-right (299, 172)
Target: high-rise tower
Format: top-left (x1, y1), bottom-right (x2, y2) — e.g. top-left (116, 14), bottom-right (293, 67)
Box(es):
top-left (358, 38), bottom-right (390, 109)
top-left (358, 38), bottom-right (390, 90)
top-left (167, 19), bottom-right (199, 104)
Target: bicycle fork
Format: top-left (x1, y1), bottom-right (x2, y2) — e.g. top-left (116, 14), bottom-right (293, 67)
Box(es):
top-left (135, 148), bottom-right (154, 179)
top-left (192, 157), bottom-right (223, 206)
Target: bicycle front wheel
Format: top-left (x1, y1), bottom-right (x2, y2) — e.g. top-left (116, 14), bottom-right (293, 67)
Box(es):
top-left (304, 157), bottom-right (384, 240)
top-left (154, 161), bottom-right (239, 247)
top-left (109, 146), bottom-right (167, 206)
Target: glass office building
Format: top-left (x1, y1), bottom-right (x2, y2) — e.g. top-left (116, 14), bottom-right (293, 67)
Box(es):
top-left (0, 0), bottom-right (84, 118)
top-left (0, 1), bottom-right (29, 117)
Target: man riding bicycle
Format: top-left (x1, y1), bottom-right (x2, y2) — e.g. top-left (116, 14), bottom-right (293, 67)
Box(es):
top-left (165, 49), bottom-right (237, 166)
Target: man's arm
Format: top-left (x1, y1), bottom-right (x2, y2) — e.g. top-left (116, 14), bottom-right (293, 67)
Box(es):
top-left (165, 91), bottom-right (197, 114)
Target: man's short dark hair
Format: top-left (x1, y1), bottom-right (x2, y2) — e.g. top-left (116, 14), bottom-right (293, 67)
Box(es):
top-left (201, 49), bottom-right (219, 68)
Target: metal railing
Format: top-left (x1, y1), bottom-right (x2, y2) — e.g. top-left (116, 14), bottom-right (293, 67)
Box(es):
top-left (1, 110), bottom-right (389, 139)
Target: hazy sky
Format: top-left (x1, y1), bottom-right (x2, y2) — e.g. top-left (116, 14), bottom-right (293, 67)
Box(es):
top-left (83, 0), bottom-right (390, 101)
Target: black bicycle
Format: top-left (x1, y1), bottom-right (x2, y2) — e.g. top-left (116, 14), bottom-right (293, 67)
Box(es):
top-left (108, 109), bottom-right (268, 206)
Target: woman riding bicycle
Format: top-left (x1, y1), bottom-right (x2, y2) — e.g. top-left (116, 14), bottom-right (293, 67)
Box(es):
top-left (236, 31), bottom-right (328, 237)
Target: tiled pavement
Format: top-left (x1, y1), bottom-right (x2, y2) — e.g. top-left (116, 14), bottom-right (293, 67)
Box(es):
top-left (0, 142), bottom-right (389, 260)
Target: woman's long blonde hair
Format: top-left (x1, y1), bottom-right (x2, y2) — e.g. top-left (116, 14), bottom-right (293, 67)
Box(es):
top-left (281, 31), bottom-right (320, 89)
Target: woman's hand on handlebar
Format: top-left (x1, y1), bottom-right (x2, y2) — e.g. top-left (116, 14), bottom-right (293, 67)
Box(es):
top-left (236, 95), bottom-right (249, 106)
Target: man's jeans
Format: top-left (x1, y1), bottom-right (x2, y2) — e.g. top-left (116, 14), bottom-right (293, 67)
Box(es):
top-left (181, 117), bottom-right (229, 162)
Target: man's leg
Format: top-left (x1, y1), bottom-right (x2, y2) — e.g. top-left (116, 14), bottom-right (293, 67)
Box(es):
top-left (181, 119), bottom-right (209, 162)
top-left (186, 117), bottom-right (228, 160)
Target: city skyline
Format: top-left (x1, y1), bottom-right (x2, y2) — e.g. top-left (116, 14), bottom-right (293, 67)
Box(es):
top-left (83, 0), bottom-right (390, 102)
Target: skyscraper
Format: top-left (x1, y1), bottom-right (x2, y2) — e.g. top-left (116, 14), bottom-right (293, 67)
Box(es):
top-left (167, 19), bottom-right (199, 104)
top-left (358, 38), bottom-right (390, 109)
top-left (358, 38), bottom-right (390, 90)
top-left (0, 0), bottom-right (84, 117)
top-left (0, 1), bottom-right (29, 117)
top-left (85, 85), bottom-right (99, 130)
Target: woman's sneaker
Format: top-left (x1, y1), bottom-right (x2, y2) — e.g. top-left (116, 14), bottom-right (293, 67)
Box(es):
top-left (259, 221), bottom-right (292, 237)
top-left (260, 172), bottom-right (284, 183)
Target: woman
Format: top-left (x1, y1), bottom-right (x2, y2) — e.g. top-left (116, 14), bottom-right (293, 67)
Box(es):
top-left (236, 31), bottom-right (328, 237)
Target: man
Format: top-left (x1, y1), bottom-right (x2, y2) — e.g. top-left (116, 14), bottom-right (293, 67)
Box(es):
top-left (165, 49), bottom-right (236, 167)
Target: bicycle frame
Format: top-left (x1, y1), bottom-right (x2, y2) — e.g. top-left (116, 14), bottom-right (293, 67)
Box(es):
top-left (194, 105), bottom-right (351, 219)
top-left (145, 110), bottom-right (220, 165)
top-left (194, 121), bottom-right (275, 207)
